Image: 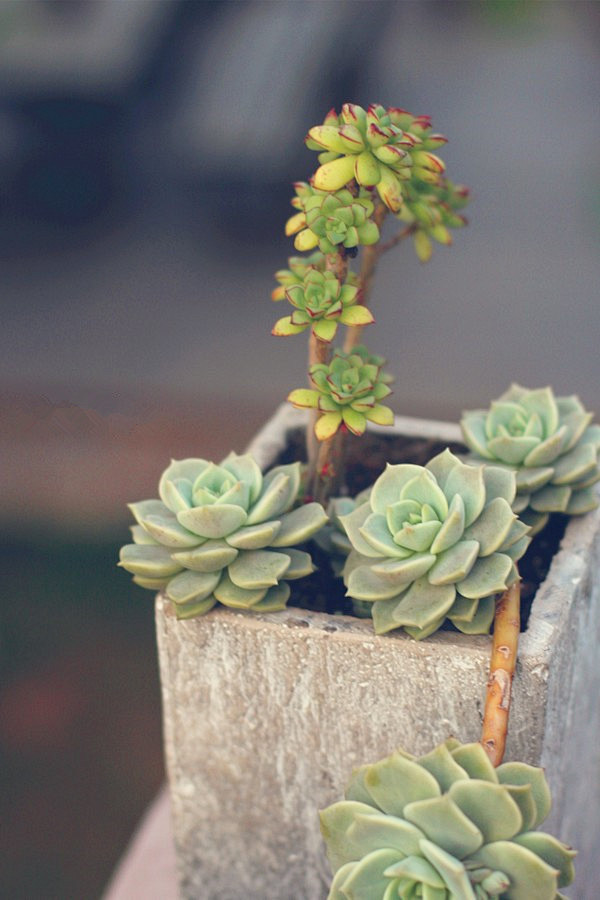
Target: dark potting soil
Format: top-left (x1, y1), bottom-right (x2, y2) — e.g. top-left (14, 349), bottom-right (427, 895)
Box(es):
top-left (276, 428), bottom-right (568, 633)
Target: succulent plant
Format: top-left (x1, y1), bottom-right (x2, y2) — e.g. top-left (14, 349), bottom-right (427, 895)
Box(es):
top-left (285, 183), bottom-right (380, 254)
top-left (321, 739), bottom-right (575, 900)
top-left (119, 453), bottom-right (328, 619)
top-left (288, 346), bottom-right (394, 440)
top-left (272, 266), bottom-right (373, 342)
top-left (461, 385), bottom-right (600, 535)
top-left (271, 252), bottom-right (327, 301)
top-left (305, 103), bottom-right (448, 212)
top-left (340, 449), bottom-right (530, 639)
top-left (396, 178), bottom-right (470, 263)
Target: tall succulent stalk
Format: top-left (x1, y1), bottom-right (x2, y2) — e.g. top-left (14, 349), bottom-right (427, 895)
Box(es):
top-left (481, 580), bottom-right (521, 766)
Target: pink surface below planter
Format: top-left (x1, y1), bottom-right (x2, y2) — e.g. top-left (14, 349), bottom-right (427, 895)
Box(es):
top-left (156, 405), bottom-right (600, 899)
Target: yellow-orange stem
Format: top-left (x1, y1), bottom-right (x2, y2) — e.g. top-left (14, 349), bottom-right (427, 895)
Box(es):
top-left (480, 579), bottom-right (521, 767)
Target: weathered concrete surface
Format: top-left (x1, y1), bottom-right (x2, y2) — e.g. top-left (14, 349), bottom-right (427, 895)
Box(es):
top-left (156, 406), bottom-right (599, 899)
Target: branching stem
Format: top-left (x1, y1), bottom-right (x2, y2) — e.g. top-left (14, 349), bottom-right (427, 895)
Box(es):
top-left (480, 579), bottom-right (521, 767)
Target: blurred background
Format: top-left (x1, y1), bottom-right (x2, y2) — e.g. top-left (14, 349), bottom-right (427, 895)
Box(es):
top-left (1, 1), bottom-right (599, 897)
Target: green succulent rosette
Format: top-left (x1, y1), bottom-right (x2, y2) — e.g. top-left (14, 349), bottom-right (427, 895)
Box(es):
top-left (271, 252), bottom-right (327, 301)
top-left (321, 739), bottom-right (575, 900)
top-left (397, 178), bottom-right (470, 263)
top-left (272, 267), bottom-right (374, 342)
top-left (340, 449), bottom-right (530, 639)
top-left (285, 183), bottom-right (380, 254)
top-left (461, 385), bottom-right (600, 535)
top-left (306, 103), bottom-right (448, 212)
top-left (119, 453), bottom-right (327, 619)
top-left (288, 347), bottom-right (394, 440)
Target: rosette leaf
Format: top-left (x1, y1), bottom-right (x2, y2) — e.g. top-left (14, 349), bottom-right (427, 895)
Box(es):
top-left (461, 385), bottom-right (600, 534)
top-left (396, 178), bottom-right (470, 262)
top-left (288, 346), bottom-right (394, 441)
top-left (306, 103), bottom-right (450, 212)
top-left (119, 453), bottom-right (328, 619)
top-left (321, 740), bottom-right (575, 900)
top-left (272, 266), bottom-right (373, 342)
top-left (341, 449), bottom-right (530, 638)
top-left (285, 183), bottom-right (380, 254)
top-left (271, 251), bottom-right (327, 301)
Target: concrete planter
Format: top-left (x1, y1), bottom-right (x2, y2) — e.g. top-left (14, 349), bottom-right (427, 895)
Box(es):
top-left (156, 405), bottom-right (600, 900)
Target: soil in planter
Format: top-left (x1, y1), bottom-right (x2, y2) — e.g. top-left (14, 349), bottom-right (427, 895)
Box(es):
top-left (276, 429), bottom-right (568, 633)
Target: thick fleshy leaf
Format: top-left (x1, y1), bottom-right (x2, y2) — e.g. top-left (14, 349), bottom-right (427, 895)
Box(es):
top-left (132, 574), bottom-right (170, 590)
top-left (342, 407), bottom-right (367, 435)
top-left (347, 565), bottom-right (407, 602)
top-left (513, 832), bottom-right (576, 888)
top-left (370, 464), bottom-right (426, 513)
top-left (449, 780), bottom-right (522, 842)
top-left (339, 304), bottom-right (375, 327)
top-left (371, 554), bottom-right (436, 586)
top-left (523, 425), bottom-right (568, 467)
top-left (166, 569), bottom-right (220, 605)
top-left (339, 848), bottom-right (404, 898)
top-left (515, 465), bottom-right (554, 493)
top-left (348, 811), bottom-right (425, 860)
top-left (171, 539), bottom-right (238, 572)
top-left (450, 743), bottom-right (498, 783)
top-left (472, 840), bottom-right (559, 900)
top-left (504, 784), bottom-right (538, 834)
top-left (551, 441), bottom-right (597, 485)
top-left (498, 517), bottom-right (530, 551)
top-left (159, 477), bottom-right (193, 514)
top-left (446, 594), bottom-right (478, 623)
top-left (451, 595), bottom-right (495, 634)
top-left (313, 155), bottom-right (357, 191)
top-left (364, 754), bottom-right (441, 817)
top-left (429, 494), bottom-right (465, 555)
top-left (383, 854), bottom-right (445, 888)
top-left (128, 499), bottom-right (171, 527)
top-left (419, 840), bottom-right (477, 899)
top-left (417, 743), bottom-right (468, 793)
top-left (428, 540), bottom-right (479, 585)
top-left (482, 464), bottom-right (517, 504)
top-left (345, 766), bottom-right (378, 807)
top-left (225, 520), bottom-right (281, 550)
top-left (366, 404), bottom-right (394, 426)
top-left (228, 549), bottom-right (291, 590)
top-left (488, 434), bottom-right (540, 465)
top-left (319, 800), bottom-right (380, 871)
top-left (457, 553), bottom-right (513, 599)
top-left (390, 578), bottom-right (456, 630)
top-left (445, 463), bottom-right (486, 527)
top-left (119, 544), bottom-right (183, 579)
top-left (174, 596), bottom-right (217, 620)
top-left (393, 521), bottom-right (441, 553)
top-left (158, 459), bottom-right (208, 504)
top-left (313, 318), bottom-right (338, 342)
top-left (404, 794), bottom-right (483, 858)
top-left (139, 512), bottom-right (201, 549)
top-left (354, 149), bottom-right (380, 186)
top-left (401, 472), bottom-right (449, 520)
top-left (566, 486), bottom-right (598, 514)
top-left (177, 503), bottom-right (248, 539)
top-left (462, 497), bottom-right (515, 556)
top-left (220, 453), bottom-right (263, 503)
top-left (339, 503), bottom-right (383, 557)
top-left (281, 548), bottom-right (314, 580)
top-left (359, 513), bottom-right (411, 558)
top-left (247, 464), bottom-right (300, 523)
top-left (376, 166), bottom-right (403, 211)
top-left (495, 762), bottom-right (551, 828)
top-left (461, 413), bottom-right (493, 459)
top-left (272, 315), bottom-right (307, 336)
top-left (287, 388), bottom-right (320, 409)
top-left (315, 411), bottom-right (343, 441)
top-left (131, 524), bottom-right (159, 545)
top-left (213, 571), bottom-right (267, 608)
top-left (503, 535), bottom-right (531, 562)
top-left (529, 484), bottom-right (571, 513)
top-left (520, 386), bottom-right (559, 436)
top-left (425, 449), bottom-right (462, 490)
top-left (270, 502), bottom-right (328, 547)
top-left (250, 581), bottom-right (291, 612)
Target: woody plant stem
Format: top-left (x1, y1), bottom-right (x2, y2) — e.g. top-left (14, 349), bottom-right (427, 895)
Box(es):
top-left (480, 578), bottom-right (521, 766)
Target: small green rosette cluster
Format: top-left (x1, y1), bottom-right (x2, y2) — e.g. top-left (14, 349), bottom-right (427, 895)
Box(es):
top-left (397, 179), bottom-right (470, 263)
top-left (285, 183), bottom-right (380, 254)
top-left (288, 347), bottom-right (394, 441)
top-left (271, 252), bottom-right (329, 301)
top-left (119, 454), bottom-right (327, 619)
top-left (306, 104), bottom-right (447, 212)
top-left (272, 267), bottom-right (373, 342)
top-left (320, 739), bottom-right (575, 900)
top-left (340, 450), bottom-right (530, 639)
top-left (461, 385), bottom-right (600, 535)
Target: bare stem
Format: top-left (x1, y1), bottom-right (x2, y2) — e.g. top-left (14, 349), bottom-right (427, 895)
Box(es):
top-left (309, 428), bottom-right (344, 506)
top-left (480, 579), bottom-right (521, 767)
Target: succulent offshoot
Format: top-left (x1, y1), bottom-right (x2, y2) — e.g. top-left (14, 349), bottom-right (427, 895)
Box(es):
top-left (321, 739), bottom-right (575, 900)
top-left (119, 454), bottom-right (327, 619)
top-left (340, 449), bottom-right (530, 639)
top-left (461, 385), bottom-right (600, 535)
top-left (286, 183), bottom-right (381, 255)
top-left (288, 346), bottom-right (394, 441)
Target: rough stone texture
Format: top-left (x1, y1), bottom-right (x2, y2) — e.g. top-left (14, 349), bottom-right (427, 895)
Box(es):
top-left (156, 405), bottom-right (600, 900)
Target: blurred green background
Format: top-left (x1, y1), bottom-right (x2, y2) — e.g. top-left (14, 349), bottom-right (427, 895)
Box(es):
top-left (1, 1), bottom-right (598, 897)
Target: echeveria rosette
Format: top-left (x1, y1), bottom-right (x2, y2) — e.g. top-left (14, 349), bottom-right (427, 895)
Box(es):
top-left (119, 453), bottom-right (328, 619)
top-left (272, 267), bottom-right (373, 342)
top-left (306, 103), bottom-right (448, 212)
top-left (461, 385), bottom-right (600, 536)
top-left (321, 739), bottom-right (575, 900)
top-left (271, 252), bottom-right (327, 301)
top-left (397, 178), bottom-right (470, 263)
top-left (340, 449), bottom-right (530, 639)
top-left (285, 183), bottom-right (380, 254)
top-left (288, 347), bottom-right (394, 441)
